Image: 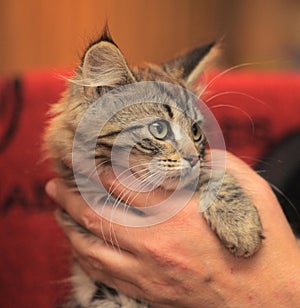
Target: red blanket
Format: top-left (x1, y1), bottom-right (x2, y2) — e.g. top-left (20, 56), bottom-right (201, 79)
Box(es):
top-left (1, 69), bottom-right (300, 307)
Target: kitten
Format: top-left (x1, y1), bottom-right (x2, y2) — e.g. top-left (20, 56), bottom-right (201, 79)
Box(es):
top-left (45, 27), bottom-right (263, 307)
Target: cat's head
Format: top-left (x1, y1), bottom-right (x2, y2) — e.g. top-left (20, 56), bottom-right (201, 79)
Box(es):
top-left (65, 27), bottom-right (215, 190)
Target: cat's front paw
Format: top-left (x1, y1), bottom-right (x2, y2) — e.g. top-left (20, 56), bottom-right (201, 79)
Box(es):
top-left (201, 173), bottom-right (264, 258)
top-left (203, 202), bottom-right (264, 257)
top-left (221, 221), bottom-right (264, 258)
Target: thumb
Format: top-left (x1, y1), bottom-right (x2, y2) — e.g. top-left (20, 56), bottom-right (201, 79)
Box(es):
top-left (45, 178), bottom-right (67, 207)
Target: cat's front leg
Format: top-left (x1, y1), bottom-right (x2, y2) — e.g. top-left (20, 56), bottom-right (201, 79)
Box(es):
top-left (201, 173), bottom-right (264, 257)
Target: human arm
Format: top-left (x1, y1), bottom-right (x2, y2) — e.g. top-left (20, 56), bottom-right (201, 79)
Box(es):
top-left (45, 151), bottom-right (300, 307)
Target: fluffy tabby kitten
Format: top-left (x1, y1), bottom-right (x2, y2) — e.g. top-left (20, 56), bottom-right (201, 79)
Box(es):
top-left (45, 28), bottom-right (264, 307)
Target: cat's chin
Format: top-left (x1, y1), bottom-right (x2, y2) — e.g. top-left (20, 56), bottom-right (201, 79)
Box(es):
top-left (155, 166), bottom-right (199, 191)
top-left (158, 175), bottom-right (196, 191)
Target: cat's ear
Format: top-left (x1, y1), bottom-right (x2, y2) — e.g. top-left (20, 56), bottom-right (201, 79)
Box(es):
top-left (162, 42), bottom-right (216, 88)
top-left (80, 28), bottom-right (135, 97)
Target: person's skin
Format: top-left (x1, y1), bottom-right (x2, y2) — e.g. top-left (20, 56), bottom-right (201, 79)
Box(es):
top-left (45, 151), bottom-right (300, 307)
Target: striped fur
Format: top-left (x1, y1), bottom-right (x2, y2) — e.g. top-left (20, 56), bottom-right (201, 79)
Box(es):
top-left (45, 28), bottom-right (263, 307)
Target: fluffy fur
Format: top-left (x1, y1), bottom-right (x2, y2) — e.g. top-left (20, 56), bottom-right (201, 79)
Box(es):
top-left (45, 28), bottom-right (263, 307)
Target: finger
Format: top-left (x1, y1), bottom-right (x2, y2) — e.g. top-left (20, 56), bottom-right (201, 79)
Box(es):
top-left (64, 221), bottom-right (139, 272)
top-left (46, 177), bottom-right (193, 242)
top-left (46, 178), bottom-right (99, 227)
top-left (74, 253), bottom-right (146, 303)
top-left (98, 168), bottom-right (173, 208)
top-left (45, 177), bottom-right (167, 225)
top-left (46, 179), bottom-right (141, 249)
top-left (65, 229), bottom-right (149, 300)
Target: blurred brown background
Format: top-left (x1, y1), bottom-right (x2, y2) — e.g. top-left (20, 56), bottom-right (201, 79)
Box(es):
top-left (1, 0), bottom-right (300, 76)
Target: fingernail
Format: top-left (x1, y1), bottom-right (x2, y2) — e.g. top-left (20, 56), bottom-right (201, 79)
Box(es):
top-left (45, 180), bottom-right (57, 199)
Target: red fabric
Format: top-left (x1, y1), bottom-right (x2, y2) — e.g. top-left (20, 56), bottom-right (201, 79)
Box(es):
top-left (201, 71), bottom-right (300, 165)
top-left (0, 70), bottom-right (72, 308)
top-left (1, 69), bottom-right (300, 307)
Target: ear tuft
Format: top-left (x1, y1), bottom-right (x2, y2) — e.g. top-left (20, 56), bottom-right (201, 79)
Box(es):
top-left (87, 23), bottom-right (117, 51)
top-left (162, 42), bottom-right (216, 88)
top-left (80, 26), bottom-right (135, 92)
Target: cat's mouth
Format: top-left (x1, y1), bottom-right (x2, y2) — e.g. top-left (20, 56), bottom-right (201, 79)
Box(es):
top-left (109, 147), bottom-right (201, 192)
top-left (161, 166), bottom-right (200, 190)
top-left (127, 158), bottom-right (200, 191)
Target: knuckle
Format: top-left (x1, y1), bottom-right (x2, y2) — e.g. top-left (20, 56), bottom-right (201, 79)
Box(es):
top-left (143, 241), bottom-right (171, 264)
top-left (143, 239), bottom-right (181, 268)
top-left (86, 254), bottom-right (104, 270)
top-left (80, 210), bottom-right (99, 232)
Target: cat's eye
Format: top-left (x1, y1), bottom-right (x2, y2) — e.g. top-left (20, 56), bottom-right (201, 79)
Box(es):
top-left (191, 122), bottom-right (204, 142)
top-left (149, 120), bottom-right (169, 140)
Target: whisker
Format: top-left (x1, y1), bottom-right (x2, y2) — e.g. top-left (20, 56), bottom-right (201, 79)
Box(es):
top-left (85, 159), bottom-right (110, 181)
top-left (118, 172), bottom-right (165, 221)
top-left (110, 170), bottom-right (164, 218)
top-left (210, 104), bottom-right (255, 136)
top-left (205, 91), bottom-right (271, 110)
top-left (269, 183), bottom-right (299, 218)
top-left (99, 166), bottom-right (158, 246)
top-left (106, 164), bottom-right (150, 197)
top-left (109, 220), bottom-right (121, 253)
top-left (199, 62), bottom-right (263, 98)
top-left (239, 156), bottom-right (279, 168)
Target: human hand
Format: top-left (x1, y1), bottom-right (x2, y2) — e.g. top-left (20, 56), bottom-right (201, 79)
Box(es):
top-left (46, 151), bottom-right (300, 307)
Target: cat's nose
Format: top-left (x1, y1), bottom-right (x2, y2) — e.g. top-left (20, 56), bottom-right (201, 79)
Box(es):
top-left (184, 155), bottom-right (199, 167)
